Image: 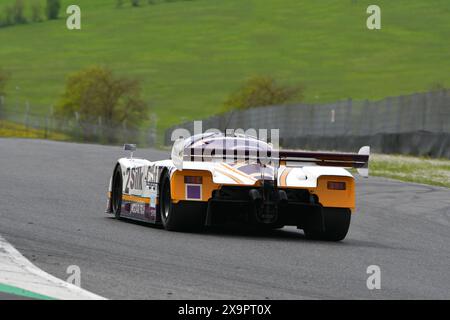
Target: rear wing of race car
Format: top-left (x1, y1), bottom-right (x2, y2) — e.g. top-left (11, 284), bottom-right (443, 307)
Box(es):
top-left (278, 146), bottom-right (370, 177)
top-left (171, 140), bottom-right (370, 177)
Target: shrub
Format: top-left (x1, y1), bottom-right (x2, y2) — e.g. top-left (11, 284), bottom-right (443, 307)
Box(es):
top-left (131, 0), bottom-right (140, 7)
top-left (31, 0), bottom-right (43, 22)
top-left (429, 82), bottom-right (446, 92)
top-left (46, 0), bottom-right (60, 20)
top-left (56, 66), bottom-right (148, 141)
top-left (1, 5), bottom-right (15, 27)
top-left (224, 75), bottom-right (304, 110)
top-left (13, 0), bottom-right (27, 24)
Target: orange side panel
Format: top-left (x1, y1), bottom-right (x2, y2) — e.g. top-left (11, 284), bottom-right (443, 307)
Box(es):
top-left (108, 192), bottom-right (159, 205)
top-left (308, 176), bottom-right (355, 210)
top-left (122, 194), bottom-right (151, 204)
top-left (170, 170), bottom-right (220, 203)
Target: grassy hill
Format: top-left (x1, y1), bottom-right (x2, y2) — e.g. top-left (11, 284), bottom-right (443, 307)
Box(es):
top-left (0, 0), bottom-right (449, 132)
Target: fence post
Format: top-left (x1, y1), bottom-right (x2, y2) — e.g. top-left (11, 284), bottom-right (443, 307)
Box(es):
top-left (49, 106), bottom-right (54, 138)
top-left (149, 113), bottom-right (158, 147)
top-left (24, 101), bottom-right (30, 131)
top-left (123, 119), bottom-right (127, 145)
top-left (442, 89), bottom-right (450, 133)
top-left (98, 116), bottom-right (103, 143)
top-left (346, 98), bottom-right (352, 135)
top-left (44, 116), bottom-right (48, 139)
top-left (0, 95), bottom-right (4, 120)
top-left (74, 111), bottom-right (82, 142)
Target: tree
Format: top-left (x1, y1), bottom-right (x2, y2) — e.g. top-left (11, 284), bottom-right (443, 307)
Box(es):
top-left (46, 0), bottom-right (60, 20)
top-left (31, 0), bottom-right (43, 22)
top-left (13, 0), bottom-right (27, 24)
top-left (224, 75), bottom-right (304, 110)
top-left (56, 66), bottom-right (148, 141)
top-left (1, 5), bottom-right (14, 27)
top-left (131, 0), bottom-right (140, 7)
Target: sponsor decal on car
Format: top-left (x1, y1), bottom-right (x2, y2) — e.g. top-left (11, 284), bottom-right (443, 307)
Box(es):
top-left (130, 203), bottom-right (145, 216)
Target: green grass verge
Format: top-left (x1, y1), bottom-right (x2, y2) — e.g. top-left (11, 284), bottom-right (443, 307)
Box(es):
top-left (0, 283), bottom-right (55, 300)
top-left (0, 119), bottom-right (70, 140)
top-left (0, 0), bottom-right (449, 132)
top-left (371, 154), bottom-right (450, 188)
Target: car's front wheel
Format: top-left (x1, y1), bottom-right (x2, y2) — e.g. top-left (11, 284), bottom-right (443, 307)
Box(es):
top-left (111, 165), bottom-right (123, 219)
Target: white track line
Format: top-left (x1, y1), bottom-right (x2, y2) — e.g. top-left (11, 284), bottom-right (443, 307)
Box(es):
top-left (0, 235), bottom-right (106, 300)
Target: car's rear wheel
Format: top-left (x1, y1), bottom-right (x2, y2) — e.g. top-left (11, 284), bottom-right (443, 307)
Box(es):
top-left (303, 207), bottom-right (351, 241)
top-left (111, 166), bottom-right (123, 219)
top-left (159, 171), bottom-right (205, 231)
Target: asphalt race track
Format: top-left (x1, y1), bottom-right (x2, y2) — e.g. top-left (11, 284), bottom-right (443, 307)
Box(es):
top-left (0, 138), bottom-right (449, 299)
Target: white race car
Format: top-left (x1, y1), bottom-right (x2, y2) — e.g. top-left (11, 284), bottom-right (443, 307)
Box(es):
top-left (106, 133), bottom-right (369, 241)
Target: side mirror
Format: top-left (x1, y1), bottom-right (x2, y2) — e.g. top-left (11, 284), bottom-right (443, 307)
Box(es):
top-left (124, 144), bottom-right (137, 158)
top-left (124, 144), bottom-right (136, 151)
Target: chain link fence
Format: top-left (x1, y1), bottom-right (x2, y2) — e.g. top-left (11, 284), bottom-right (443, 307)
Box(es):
top-left (166, 90), bottom-right (450, 158)
top-left (0, 99), bottom-right (157, 147)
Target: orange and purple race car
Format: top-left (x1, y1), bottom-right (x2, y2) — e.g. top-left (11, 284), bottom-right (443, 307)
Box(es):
top-left (106, 132), bottom-right (369, 241)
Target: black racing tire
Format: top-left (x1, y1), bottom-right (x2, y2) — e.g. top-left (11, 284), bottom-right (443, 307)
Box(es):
top-left (111, 165), bottom-right (123, 219)
top-left (304, 207), bottom-right (351, 241)
top-left (159, 171), bottom-right (205, 231)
